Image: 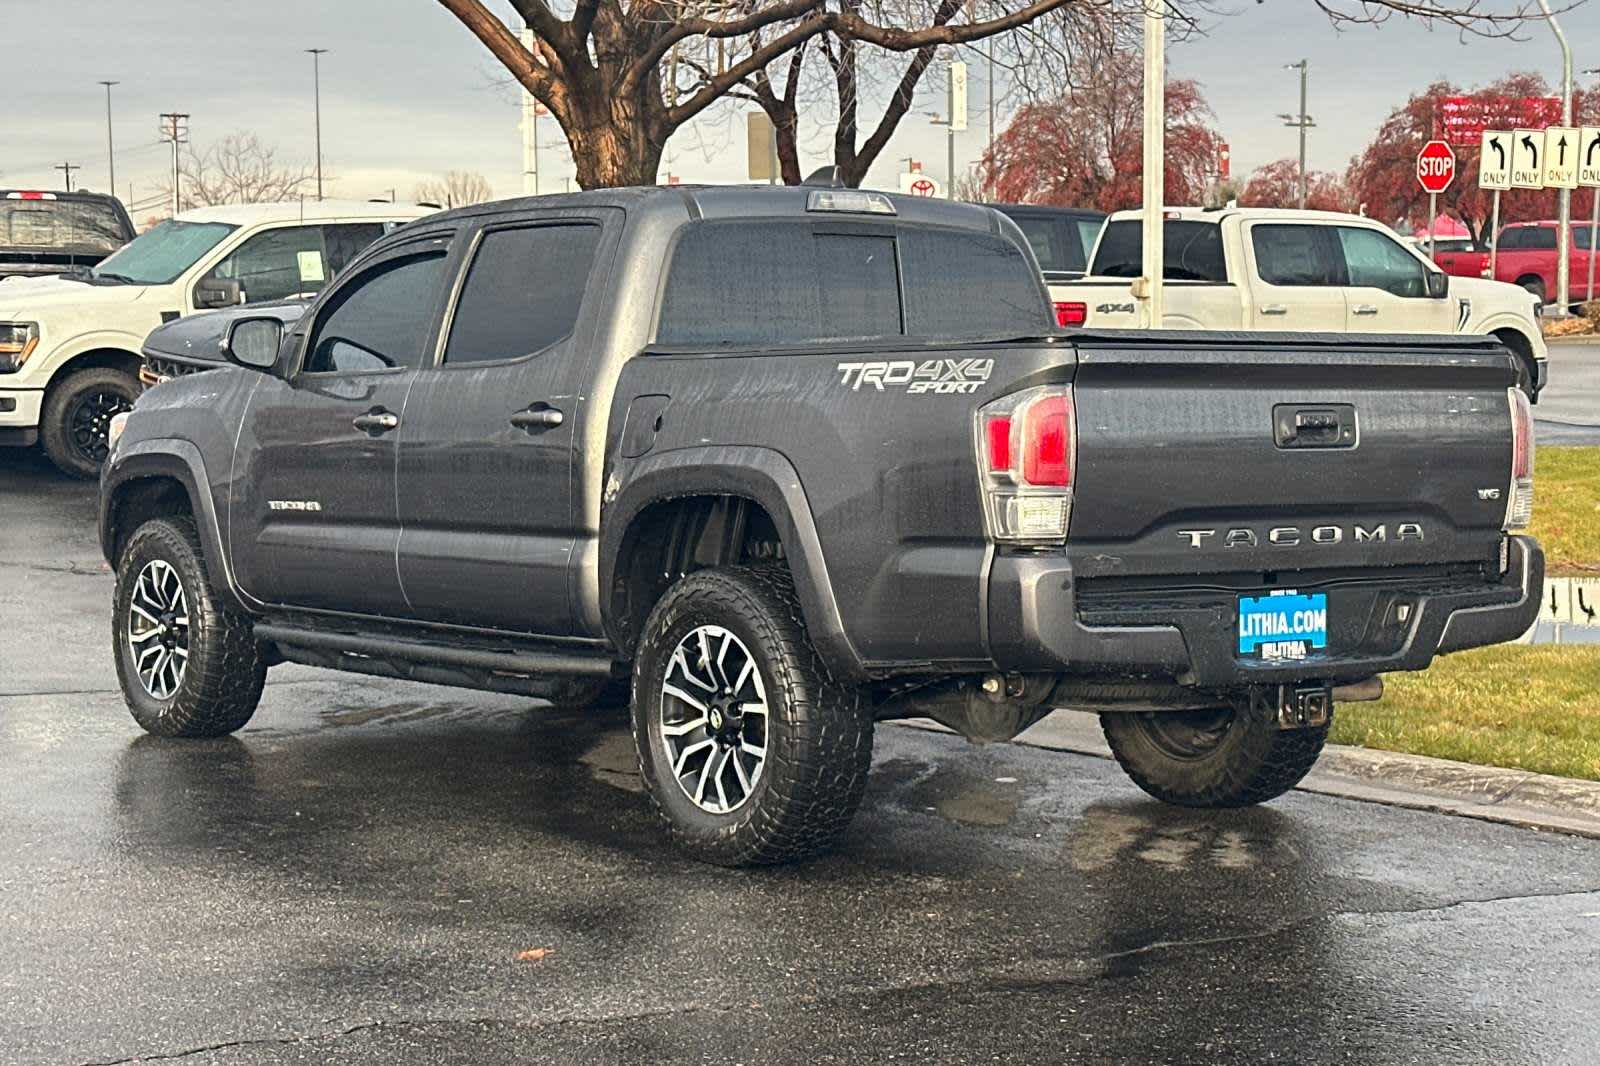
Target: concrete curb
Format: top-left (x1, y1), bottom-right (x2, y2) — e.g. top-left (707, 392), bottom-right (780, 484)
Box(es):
top-left (893, 711), bottom-right (1600, 841)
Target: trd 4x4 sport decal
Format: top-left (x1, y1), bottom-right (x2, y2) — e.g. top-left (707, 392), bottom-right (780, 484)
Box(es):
top-left (835, 358), bottom-right (994, 395)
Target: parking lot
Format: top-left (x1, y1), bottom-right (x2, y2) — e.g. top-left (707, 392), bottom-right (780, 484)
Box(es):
top-left (2, 451), bottom-right (1597, 1065)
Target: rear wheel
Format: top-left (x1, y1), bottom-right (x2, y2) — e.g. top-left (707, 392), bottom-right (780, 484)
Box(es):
top-left (113, 517), bottom-right (267, 738)
top-left (41, 366), bottom-right (138, 479)
top-left (1101, 702), bottom-right (1328, 808)
top-left (1517, 276), bottom-right (1547, 306)
top-left (633, 567), bottom-right (872, 866)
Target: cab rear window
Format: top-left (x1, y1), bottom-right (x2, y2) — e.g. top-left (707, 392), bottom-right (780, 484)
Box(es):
top-left (656, 220), bottom-right (1048, 348)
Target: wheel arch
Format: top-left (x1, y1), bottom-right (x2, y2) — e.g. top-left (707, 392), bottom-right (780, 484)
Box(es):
top-left (100, 441), bottom-right (248, 613)
top-left (1488, 325), bottom-right (1540, 395)
top-left (41, 345), bottom-right (142, 399)
top-left (599, 446), bottom-right (864, 680)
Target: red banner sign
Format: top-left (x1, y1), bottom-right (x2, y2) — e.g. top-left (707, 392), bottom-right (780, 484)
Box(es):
top-left (1436, 95), bottom-right (1564, 147)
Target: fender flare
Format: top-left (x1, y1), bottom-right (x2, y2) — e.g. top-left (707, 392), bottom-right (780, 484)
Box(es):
top-left (599, 445), bottom-right (865, 681)
top-left (99, 438), bottom-right (254, 614)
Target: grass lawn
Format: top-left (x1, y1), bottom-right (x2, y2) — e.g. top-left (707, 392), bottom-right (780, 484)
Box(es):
top-left (1529, 447), bottom-right (1600, 574)
top-left (1332, 644), bottom-right (1600, 781)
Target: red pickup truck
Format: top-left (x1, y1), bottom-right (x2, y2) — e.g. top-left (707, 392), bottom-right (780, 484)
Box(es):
top-left (1436, 221), bottom-right (1599, 306)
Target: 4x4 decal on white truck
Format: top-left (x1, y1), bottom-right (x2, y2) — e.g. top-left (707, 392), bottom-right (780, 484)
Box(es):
top-left (835, 358), bottom-right (993, 394)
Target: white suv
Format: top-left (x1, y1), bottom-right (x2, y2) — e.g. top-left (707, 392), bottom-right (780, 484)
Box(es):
top-left (0, 199), bottom-right (434, 476)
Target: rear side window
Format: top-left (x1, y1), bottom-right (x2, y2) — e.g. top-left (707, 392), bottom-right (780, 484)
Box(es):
top-left (443, 223), bottom-right (602, 365)
top-left (1251, 224), bottom-right (1343, 286)
top-left (656, 221), bottom-right (1046, 347)
top-left (898, 227), bottom-right (1051, 336)
top-left (1090, 220), bottom-right (1228, 282)
top-left (657, 222), bottom-right (901, 347)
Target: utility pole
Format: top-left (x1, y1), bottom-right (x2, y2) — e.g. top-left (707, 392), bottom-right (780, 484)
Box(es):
top-left (55, 162), bottom-right (80, 192)
top-left (307, 49), bottom-right (328, 201)
top-left (98, 81), bottom-right (119, 196)
top-left (1278, 60), bottom-right (1312, 209)
top-left (158, 112), bottom-right (189, 217)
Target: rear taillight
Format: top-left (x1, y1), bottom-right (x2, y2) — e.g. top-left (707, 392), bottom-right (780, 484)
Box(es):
top-left (1022, 394), bottom-right (1072, 486)
top-left (1505, 387), bottom-right (1534, 530)
top-left (975, 386), bottom-right (1076, 544)
top-left (1054, 301), bottom-right (1087, 328)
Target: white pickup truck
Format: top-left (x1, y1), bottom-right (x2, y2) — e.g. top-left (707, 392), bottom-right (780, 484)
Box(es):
top-left (0, 199), bottom-right (433, 477)
top-left (1057, 207), bottom-right (1548, 399)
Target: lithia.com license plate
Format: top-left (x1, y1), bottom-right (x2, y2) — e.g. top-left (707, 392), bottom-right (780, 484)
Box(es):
top-left (1238, 591), bottom-right (1328, 661)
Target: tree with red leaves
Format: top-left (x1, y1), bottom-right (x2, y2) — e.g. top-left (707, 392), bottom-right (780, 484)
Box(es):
top-left (1241, 158), bottom-right (1356, 212)
top-left (977, 47), bottom-right (1223, 211)
top-left (1348, 73), bottom-right (1597, 246)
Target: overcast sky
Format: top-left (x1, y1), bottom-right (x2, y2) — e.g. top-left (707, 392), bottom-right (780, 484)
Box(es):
top-left (7, 0), bottom-right (1600, 215)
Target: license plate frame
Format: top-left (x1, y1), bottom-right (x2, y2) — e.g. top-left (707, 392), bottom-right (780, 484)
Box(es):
top-left (1237, 591), bottom-right (1328, 661)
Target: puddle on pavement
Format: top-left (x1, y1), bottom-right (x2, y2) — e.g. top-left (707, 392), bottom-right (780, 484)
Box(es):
top-left (894, 763), bottom-right (1023, 827)
top-left (319, 702), bottom-right (503, 728)
top-left (578, 728), bottom-right (643, 793)
top-left (1067, 805), bottom-right (1294, 872)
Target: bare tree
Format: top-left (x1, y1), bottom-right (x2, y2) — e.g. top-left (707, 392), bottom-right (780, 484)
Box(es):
top-left (415, 170), bottom-right (496, 207)
top-left (164, 132), bottom-right (315, 207)
top-left (435, 0), bottom-right (1083, 189)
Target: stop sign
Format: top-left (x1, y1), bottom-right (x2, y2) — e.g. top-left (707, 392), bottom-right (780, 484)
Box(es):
top-left (1416, 140), bottom-right (1457, 194)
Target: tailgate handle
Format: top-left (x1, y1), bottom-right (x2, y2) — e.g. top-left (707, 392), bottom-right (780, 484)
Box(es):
top-left (1274, 404), bottom-right (1357, 449)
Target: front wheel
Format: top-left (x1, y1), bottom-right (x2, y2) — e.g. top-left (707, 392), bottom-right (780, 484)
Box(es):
top-left (113, 516), bottom-right (267, 738)
top-left (632, 567), bottom-right (873, 866)
top-left (41, 366), bottom-right (138, 479)
top-left (1101, 703), bottom-right (1328, 808)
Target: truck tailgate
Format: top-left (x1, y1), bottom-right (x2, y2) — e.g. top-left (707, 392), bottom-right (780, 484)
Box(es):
top-left (1067, 331), bottom-right (1520, 581)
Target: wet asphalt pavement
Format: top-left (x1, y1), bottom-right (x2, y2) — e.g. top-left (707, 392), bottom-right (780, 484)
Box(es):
top-left (4, 450), bottom-right (1600, 1065)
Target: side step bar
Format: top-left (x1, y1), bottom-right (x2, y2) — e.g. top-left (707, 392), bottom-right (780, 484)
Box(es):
top-left (255, 622), bottom-right (616, 698)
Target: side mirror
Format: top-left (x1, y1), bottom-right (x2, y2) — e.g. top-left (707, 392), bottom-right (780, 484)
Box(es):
top-left (194, 277), bottom-right (243, 310)
top-left (1427, 271), bottom-right (1450, 299)
top-left (220, 316), bottom-right (284, 371)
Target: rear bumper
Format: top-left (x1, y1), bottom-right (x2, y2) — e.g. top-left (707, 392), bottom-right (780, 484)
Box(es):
top-left (987, 536), bottom-right (1543, 687)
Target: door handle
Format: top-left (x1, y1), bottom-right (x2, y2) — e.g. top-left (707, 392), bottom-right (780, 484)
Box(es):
top-left (1352, 304), bottom-right (1380, 316)
top-left (351, 408), bottom-right (400, 435)
top-left (510, 404), bottom-right (564, 432)
top-left (1260, 304), bottom-right (1288, 316)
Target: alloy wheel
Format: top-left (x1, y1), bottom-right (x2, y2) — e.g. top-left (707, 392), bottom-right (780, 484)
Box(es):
top-left (68, 389), bottom-right (131, 465)
top-left (127, 559), bottom-right (190, 701)
top-left (658, 624), bottom-right (770, 814)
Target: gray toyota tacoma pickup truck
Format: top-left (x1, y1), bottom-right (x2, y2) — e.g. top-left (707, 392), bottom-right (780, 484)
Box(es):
top-left (100, 184), bottom-right (1542, 866)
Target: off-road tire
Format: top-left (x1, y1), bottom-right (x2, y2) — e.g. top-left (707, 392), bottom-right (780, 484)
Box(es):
top-left (113, 517), bottom-right (267, 738)
top-left (633, 566), bottom-right (872, 866)
top-left (41, 366), bottom-right (139, 479)
top-left (1101, 703), bottom-right (1329, 808)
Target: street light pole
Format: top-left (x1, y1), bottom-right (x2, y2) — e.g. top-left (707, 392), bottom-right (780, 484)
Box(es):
top-left (306, 49), bottom-right (328, 202)
top-left (98, 81), bottom-right (119, 196)
top-left (1280, 60), bottom-right (1311, 209)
